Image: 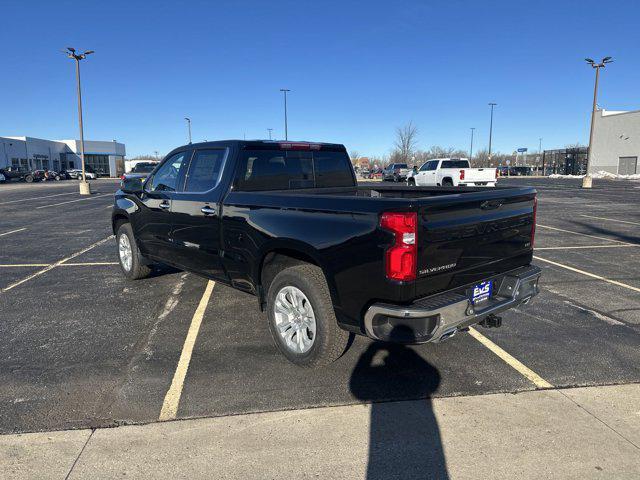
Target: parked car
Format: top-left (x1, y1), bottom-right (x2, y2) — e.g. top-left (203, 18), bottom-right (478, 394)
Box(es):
top-left (408, 158), bottom-right (497, 187)
top-left (382, 163), bottom-right (410, 182)
top-left (112, 140), bottom-right (540, 367)
top-left (0, 167), bottom-right (29, 182)
top-left (120, 162), bottom-right (157, 187)
top-left (67, 167), bottom-right (98, 180)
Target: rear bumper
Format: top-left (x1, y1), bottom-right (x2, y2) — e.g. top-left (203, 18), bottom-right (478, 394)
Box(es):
top-left (363, 265), bottom-right (541, 343)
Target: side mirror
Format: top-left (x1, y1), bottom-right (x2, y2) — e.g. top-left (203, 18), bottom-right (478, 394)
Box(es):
top-left (121, 177), bottom-right (145, 194)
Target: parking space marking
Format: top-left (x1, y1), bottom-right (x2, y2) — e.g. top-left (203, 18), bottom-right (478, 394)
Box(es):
top-left (61, 262), bottom-right (119, 266)
top-left (468, 328), bottom-right (554, 389)
top-left (537, 224), bottom-right (636, 245)
top-left (579, 214), bottom-right (640, 226)
top-left (0, 228), bottom-right (27, 237)
top-left (535, 244), bottom-right (640, 251)
top-left (0, 236), bottom-right (113, 293)
top-left (534, 255), bottom-right (640, 293)
top-left (0, 263), bottom-right (51, 268)
top-left (159, 280), bottom-right (215, 421)
top-left (35, 194), bottom-right (110, 209)
top-left (0, 192), bottom-right (77, 205)
top-left (0, 262), bottom-right (118, 268)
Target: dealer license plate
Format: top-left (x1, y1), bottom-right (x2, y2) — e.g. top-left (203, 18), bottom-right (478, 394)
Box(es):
top-left (471, 280), bottom-right (493, 304)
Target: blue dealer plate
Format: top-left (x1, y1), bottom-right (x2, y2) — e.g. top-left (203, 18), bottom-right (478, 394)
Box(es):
top-left (471, 280), bottom-right (493, 304)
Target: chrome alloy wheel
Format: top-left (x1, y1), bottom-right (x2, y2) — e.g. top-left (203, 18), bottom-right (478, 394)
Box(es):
top-left (118, 233), bottom-right (133, 272)
top-left (273, 286), bottom-right (317, 354)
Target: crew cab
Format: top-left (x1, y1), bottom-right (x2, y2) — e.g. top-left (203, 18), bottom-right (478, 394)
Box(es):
top-left (408, 158), bottom-right (498, 187)
top-left (112, 140), bottom-right (540, 367)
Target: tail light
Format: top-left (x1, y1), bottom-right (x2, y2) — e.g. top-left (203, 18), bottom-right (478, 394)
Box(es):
top-left (278, 142), bottom-right (321, 150)
top-left (120, 174), bottom-right (126, 180)
top-left (459, 169), bottom-right (465, 180)
top-left (380, 212), bottom-right (417, 281)
top-left (531, 196), bottom-right (538, 248)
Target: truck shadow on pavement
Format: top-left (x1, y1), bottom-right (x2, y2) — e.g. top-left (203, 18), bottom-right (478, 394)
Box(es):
top-left (349, 326), bottom-right (449, 480)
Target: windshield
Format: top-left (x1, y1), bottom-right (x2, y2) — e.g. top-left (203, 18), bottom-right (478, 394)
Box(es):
top-left (132, 163), bottom-right (157, 173)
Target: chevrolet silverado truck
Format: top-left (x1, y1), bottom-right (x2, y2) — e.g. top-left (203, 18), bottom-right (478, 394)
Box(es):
top-left (407, 158), bottom-right (498, 187)
top-left (111, 140), bottom-right (540, 367)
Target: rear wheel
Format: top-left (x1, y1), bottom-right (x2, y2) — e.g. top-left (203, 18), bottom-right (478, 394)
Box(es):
top-left (116, 223), bottom-right (151, 280)
top-left (267, 264), bottom-right (349, 368)
top-left (442, 178), bottom-right (453, 187)
top-left (407, 177), bottom-right (415, 186)
top-left (24, 175), bottom-right (34, 183)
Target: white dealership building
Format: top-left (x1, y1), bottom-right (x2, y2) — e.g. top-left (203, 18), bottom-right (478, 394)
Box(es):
top-left (0, 136), bottom-right (126, 177)
top-left (589, 108), bottom-right (640, 175)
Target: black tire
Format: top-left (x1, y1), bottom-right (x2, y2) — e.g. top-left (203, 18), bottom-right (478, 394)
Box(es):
top-left (267, 263), bottom-right (350, 368)
top-left (24, 175), bottom-right (34, 183)
top-left (407, 178), bottom-right (415, 186)
top-left (116, 223), bottom-right (152, 280)
top-left (442, 178), bottom-right (454, 187)
top-left (55, 175), bottom-right (61, 181)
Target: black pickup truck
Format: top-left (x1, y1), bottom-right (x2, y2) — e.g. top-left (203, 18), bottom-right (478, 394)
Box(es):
top-left (112, 140), bottom-right (540, 367)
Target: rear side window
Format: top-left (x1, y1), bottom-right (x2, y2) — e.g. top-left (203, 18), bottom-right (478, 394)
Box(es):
top-left (184, 149), bottom-right (227, 192)
top-left (236, 149), bottom-right (353, 191)
top-left (441, 160), bottom-right (469, 169)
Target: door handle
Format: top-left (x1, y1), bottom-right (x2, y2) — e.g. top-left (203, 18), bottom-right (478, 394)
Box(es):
top-left (201, 206), bottom-right (217, 216)
top-left (159, 202), bottom-right (170, 210)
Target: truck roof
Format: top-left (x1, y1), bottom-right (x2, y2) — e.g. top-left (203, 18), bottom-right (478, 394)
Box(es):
top-left (170, 139), bottom-right (347, 152)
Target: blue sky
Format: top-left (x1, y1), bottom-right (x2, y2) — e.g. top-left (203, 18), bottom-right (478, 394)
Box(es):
top-left (1, 0), bottom-right (638, 158)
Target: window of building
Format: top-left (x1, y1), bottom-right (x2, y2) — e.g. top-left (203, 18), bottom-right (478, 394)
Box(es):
top-left (85, 154), bottom-right (110, 175)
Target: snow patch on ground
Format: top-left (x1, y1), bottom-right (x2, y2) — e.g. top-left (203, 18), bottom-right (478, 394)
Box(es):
top-left (549, 171), bottom-right (640, 180)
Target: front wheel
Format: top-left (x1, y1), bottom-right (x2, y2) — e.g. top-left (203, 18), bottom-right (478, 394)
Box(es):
top-left (267, 264), bottom-right (350, 368)
top-left (116, 223), bottom-right (151, 280)
top-left (24, 175), bottom-right (34, 183)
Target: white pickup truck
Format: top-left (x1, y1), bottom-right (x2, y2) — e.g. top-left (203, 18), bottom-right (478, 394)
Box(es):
top-left (407, 158), bottom-right (497, 187)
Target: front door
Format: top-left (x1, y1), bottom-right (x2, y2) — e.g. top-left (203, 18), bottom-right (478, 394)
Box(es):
top-left (416, 160), bottom-right (438, 186)
top-left (169, 147), bottom-right (229, 280)
top-left (133, 150), bottom-right (190, 262)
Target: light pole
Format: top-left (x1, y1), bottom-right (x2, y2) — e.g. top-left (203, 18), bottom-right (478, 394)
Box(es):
top-left (469, 127), bottom-right (475, 162)
top-left (280, 89), bottom-right (290, 140)
top-left (488, 103), bottom-right (497, 167)
top-left (583, 56), bottom-right (613, 188)
top-left (65, 47), bottom-right (94, 195)
top-left (184, 117), bottom-right (192, 144)
top-left (267, 128), bottom-right (273, 140)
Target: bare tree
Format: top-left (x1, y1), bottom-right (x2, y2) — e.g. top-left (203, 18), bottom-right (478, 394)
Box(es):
top-left (394, 121), bottom-right (419, 162)
top-left (349, 150), bottom-right (361, 166)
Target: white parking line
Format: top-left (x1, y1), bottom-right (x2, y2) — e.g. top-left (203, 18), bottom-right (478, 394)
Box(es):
top-left (0, 263), bottom-right (50, 268)
top-left (537, 224), bottom-right (636, 245)
top-left (468, 328), bottom-right (553, 389)
top-left (535, 244), bottom-right (640, 251)
top-left (534, 255), bottom-right (640, 293)
top-left (0, 192), bottom-right (77, 205)
top-left (579, 214), bottom-right (640, 226)
top-left (0, 228), bottom-right (27, 237)
top-left (35, 194), bottom-right (109, 209)
top-left (159, 280), bottom-right (215, 421)
top-left (0, 261), bottom-right (118, 268)
top-left (0, 236), bottom-right (113, 293)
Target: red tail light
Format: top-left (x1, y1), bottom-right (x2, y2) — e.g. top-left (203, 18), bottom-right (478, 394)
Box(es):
top-left (380, 212), bottom-right (417, 282)
top-left (278, 142), bottom-right (321, 150)
top-left (459, 169), bottom-right (465, 180)
top-left (531, 196), bottom-right (537, 248)
top-left (120, 174), bottom-right (125, 180)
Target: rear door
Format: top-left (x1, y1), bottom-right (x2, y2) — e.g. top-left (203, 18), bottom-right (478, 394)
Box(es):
top-left (168, 147), bottom-right (229, 279)
top-left (414, 188), bottom-right (536, 297)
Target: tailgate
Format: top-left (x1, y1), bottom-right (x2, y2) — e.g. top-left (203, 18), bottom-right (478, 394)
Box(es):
top-left (463, 168), bottom-right (496, 182)
top-left (414, 188), bottom-right (535, 298)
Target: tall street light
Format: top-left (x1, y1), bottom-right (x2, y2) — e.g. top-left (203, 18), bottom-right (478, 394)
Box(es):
top-left (267, 128), bottom-right (273, 140)
top-left (65, 47), bottom-right (94, 195)
top-left (488, 103), bottom-right (497, 167)
top-left (469, 127), bottom-right (475, 162)
top-left (583, 56), bottom-right (613, 189)
top-left (280, 89), bottom-right (290, 140)
top-left (184, 117), bottom-right (192, 144)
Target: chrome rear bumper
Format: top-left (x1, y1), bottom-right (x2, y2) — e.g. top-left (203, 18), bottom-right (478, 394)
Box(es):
top-left (363, 265), bottom-right (541, 343)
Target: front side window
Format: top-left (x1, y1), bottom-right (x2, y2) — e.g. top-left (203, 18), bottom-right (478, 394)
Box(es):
top-left (184, 149), bottom-right (227, 192)
top-left (147, 152), bottom-right (188, 192)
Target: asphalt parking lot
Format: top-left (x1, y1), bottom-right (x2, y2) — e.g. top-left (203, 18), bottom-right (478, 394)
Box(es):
top-left (1, 177), bottom-right (640, 438)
